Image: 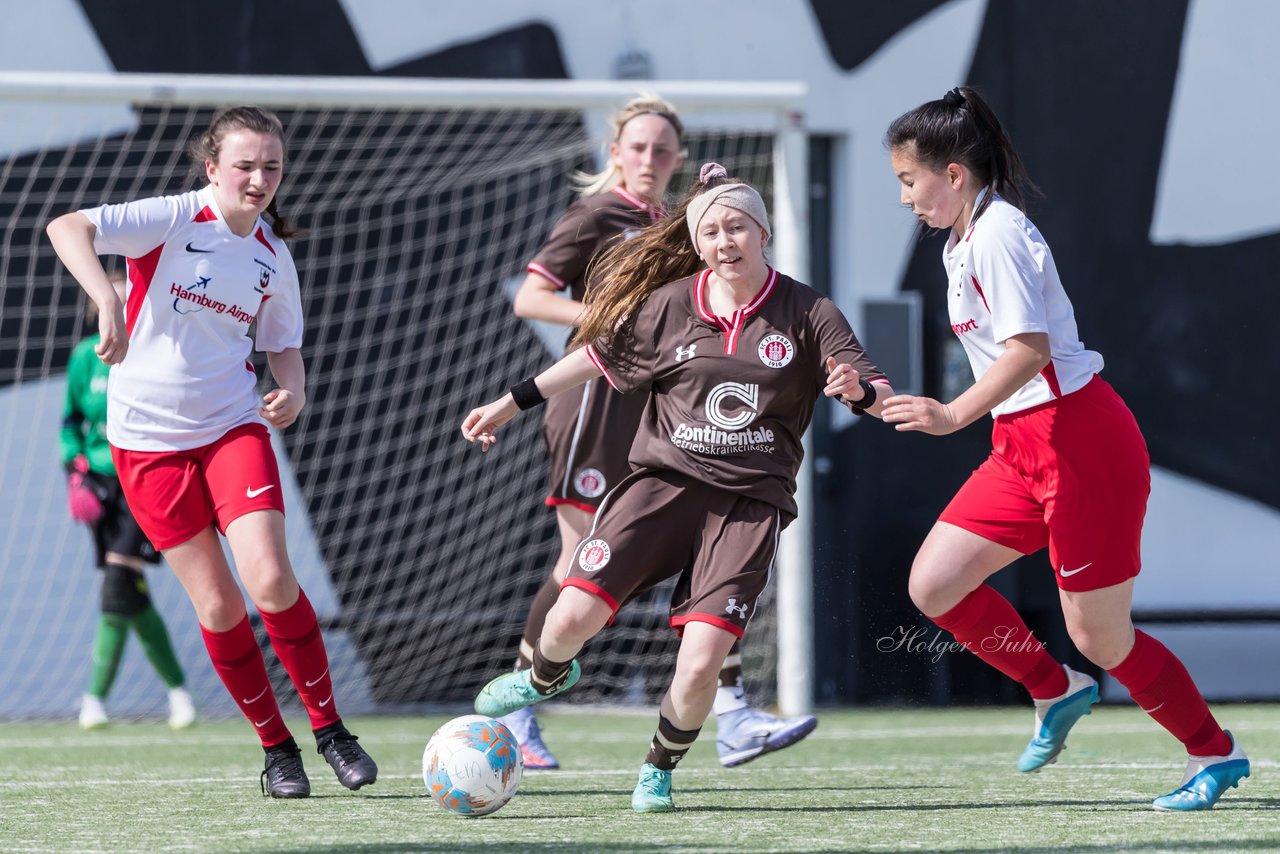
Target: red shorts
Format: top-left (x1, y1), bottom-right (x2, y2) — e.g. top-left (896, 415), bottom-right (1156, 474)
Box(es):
top-left (939, 376), bottom-right (1150, 592)
top-left (111, 422), bottom-right (286, 550)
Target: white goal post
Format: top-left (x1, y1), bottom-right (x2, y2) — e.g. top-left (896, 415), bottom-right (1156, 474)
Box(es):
top-left (0, 71), bottom-right (812, 719)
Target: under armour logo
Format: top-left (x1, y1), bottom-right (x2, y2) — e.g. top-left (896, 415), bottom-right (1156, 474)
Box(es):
top-left (675, 344), bottom-right (697, 362)
top-left (725, 598), bottom-right (749, 618)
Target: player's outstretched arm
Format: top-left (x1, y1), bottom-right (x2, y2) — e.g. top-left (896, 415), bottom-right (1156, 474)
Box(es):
top-left (882, 332), bottom-right (1050, 435)
top-left (461, 347), bottom-right (601, 452)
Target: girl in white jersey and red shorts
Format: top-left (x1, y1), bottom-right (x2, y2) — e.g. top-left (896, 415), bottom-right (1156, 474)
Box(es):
top-left (505, 96), bottom-right (815, 771)
top-left (462, 164), bottom-right (892, 812)
top-left (882, 87), bottom-right (1247, 811)
top-left (47, 106), bottom-right (377, 799)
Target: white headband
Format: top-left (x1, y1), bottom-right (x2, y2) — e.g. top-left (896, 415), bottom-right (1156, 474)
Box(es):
top-left (685, 163), bottom-right (771, 245)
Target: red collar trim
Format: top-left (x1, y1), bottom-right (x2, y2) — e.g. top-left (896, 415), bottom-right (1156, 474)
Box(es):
top-left (611, 185), bottom-right (661, 221)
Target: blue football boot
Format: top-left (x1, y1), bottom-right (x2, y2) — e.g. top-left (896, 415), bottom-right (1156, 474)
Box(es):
top-left (1153, 731), bottom-right (1249, 811)
top-left (1017, 666), bottom-right (1099, 772)
top-left (474, 661), bottom-right (581, 718)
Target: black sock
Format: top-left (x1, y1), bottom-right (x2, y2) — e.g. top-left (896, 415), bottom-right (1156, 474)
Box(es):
top-left (264, 735), bottom-right (300, 755)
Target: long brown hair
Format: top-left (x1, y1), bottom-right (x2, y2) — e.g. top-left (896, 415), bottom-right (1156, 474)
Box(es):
top-left (188, 105), bottom-right (300, 239)
top-left (885, 86), bottom-right (1039, 222)
top-left (571, 170), bottom-right (748, 347)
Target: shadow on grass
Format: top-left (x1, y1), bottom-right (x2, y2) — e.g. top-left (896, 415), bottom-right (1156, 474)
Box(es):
top-left (252, 841), bottom-right (1280, 854)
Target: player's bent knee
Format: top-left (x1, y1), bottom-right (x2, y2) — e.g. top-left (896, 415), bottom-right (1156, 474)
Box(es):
top-left (101, 563), bottom-right (151, 617)
top-left (545, 589), bottom-right (611, 643)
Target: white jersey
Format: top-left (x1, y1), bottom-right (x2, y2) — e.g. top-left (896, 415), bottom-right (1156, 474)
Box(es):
top-left (83, 186), bottom-right (304, 451)
top-left (943, 191), bottom-right (1103, 417)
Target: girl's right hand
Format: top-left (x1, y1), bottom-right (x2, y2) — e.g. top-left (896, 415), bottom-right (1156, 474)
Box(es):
top-left (95, 299), bottom-right (128, 365)
top-left (460, 394), bottom-right (519, 452)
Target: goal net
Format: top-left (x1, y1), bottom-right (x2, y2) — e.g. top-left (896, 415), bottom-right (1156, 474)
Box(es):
top-left (0, 73), bottom-right (806, 721)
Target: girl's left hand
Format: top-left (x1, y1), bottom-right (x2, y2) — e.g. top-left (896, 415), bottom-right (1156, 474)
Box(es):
top-left (260, 388), bottom-right (304, 429)
top-left (881, 394), bottom-right (960, 435)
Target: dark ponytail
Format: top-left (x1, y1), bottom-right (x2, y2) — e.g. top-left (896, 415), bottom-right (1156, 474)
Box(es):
top-left (885, 86), bottom-right (1039, 222)
top-left (188, 105), bottom-right (301, 239)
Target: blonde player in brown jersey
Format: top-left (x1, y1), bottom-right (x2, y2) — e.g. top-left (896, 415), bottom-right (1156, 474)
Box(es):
top-left (504, 98), bottom-right (816, 771)
top-left (464, 163), bottom-right (893, 812)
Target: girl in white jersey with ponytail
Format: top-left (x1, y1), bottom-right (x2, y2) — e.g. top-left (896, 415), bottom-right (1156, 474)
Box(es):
top-left (47, 106), bottom-right (377, 799)
top-left (881, 87), bottom-right (1247, 811)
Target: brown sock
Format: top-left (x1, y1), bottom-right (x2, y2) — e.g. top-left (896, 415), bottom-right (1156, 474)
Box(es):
top-left (515, 575), bottom-right (562, 669)
top-left (644, 715), bottom-right (701, 771)
top-left (530, 644), bottom-right (574, 695)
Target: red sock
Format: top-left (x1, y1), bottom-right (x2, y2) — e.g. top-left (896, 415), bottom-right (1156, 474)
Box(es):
top-left (932, 585), bottom-right (1068, 700)
top-left (201, 615), bottom-right (291, 747)
top-left (1107, 630), bottom-right (1230, 756)
top-left (259, 588), bottom-right (340, 731)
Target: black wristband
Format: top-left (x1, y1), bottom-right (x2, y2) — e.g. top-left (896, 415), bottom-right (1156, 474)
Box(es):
top-left (847, 379), bottom-right (877, 414)
top-left (510, 377), bottom-right (547, 410)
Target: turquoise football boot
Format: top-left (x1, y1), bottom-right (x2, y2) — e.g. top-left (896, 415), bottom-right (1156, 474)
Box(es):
top-left (631, 763), bottom-right (674, 813)
top-left (1153, 731), bottom-right (1249, 811)
top-left (474, 661), bottom-right (581, 718)
top-left (1017, 666), bottom-right (1099, 772)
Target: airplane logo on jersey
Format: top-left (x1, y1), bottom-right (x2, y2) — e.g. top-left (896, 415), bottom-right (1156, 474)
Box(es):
top-left (675, 344), bottom-right (697, 362)
top-left (172, 276), bottom-right (213, 314)
top-left (169, 275), bottom-right (256, 325)
top-left (757, 334), bottom-right (794, 368)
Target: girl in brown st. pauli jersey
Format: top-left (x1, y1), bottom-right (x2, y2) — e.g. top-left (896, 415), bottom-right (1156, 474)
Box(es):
top-left (505, 95), bottom-right (817, 772)
top-left (463, 163), bottom-right (894, 812)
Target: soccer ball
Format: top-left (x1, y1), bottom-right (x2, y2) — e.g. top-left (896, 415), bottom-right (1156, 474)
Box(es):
top-left (422, 714), bottom-right (523, 816)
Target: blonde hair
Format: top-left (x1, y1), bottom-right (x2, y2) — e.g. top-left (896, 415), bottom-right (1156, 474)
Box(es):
top-left (572, 94), bottom-right (685, 197)
top-left (571, 170), bottom-right (749, 347)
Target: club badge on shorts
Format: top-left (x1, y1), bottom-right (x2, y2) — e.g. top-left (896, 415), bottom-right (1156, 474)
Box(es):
top-left (578, 539), bottom-right (611, 572)
top-left (573, 467), bottom-right (606, 499)
top-left (758, 334), bottom-right (794, 368)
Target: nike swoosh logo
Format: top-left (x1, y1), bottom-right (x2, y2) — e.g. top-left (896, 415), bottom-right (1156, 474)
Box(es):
top-left (304, 668), bottom-right (329, 688)
top-left (185, 242), bottom-right (214, 253)
top-left (318, 695), bottom-right (333, 708)
top-left (1059, 562), bottom-right (1093, 577)
top-left (246, 484), bottom-right (276, 498)
top-left (242, 687), bottom-right (268, 704)
top-left (253, 714), bottom-right (277, 727)
top-left (1140, 702), bottom-right (1166, 714)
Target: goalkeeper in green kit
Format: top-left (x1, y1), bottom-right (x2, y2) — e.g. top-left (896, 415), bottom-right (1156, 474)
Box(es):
top-left (62, 270), bottom-right (196, 730)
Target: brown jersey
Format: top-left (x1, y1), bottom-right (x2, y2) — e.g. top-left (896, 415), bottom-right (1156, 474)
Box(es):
top-left (526, 185), bottom-right (661, 508)
top-left (526, 185), bottom-right (659, 304)
top-left (586, 268), bottom-right (886, 521)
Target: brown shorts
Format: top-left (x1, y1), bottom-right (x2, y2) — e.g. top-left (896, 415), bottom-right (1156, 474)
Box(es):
top-left (543, 374), bottom-right (647, 512)
top-left (563, 469), bottom-right (781, 638)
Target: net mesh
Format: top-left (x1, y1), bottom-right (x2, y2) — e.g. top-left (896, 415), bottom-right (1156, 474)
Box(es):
top-left (0, 96), bottom-right (778, 720)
